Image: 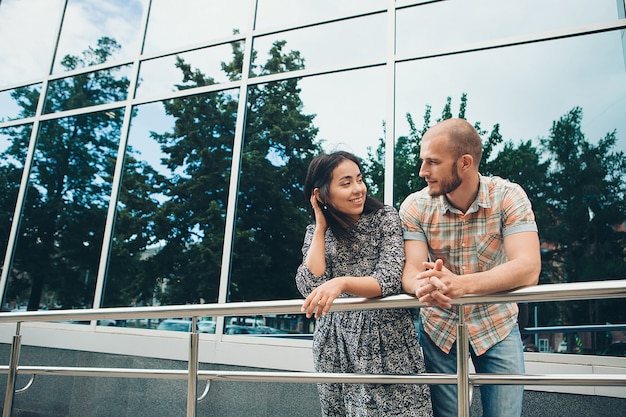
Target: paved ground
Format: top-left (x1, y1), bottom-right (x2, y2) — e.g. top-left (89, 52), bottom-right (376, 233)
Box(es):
top-left (470, 388), bottom-right (626, 417)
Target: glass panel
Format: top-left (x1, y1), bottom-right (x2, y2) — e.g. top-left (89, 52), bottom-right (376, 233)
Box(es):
top-left (4, 109), bottom-right (124, 311)
top-left (255, 0), bottom-right (386, 30)
top-left (0, 0), bottom-right (64, 89)
top-left (397, 0), bottom-right (621, 57)
top-left (0, 125), bottom-right (31, 311)
top-left (143, 0), bottom-right (253, 55)
top-left (44, 65), bottom-right (131, 114)
top-left (252, 13), bottom-right (386, 77)
top-left (396, 31), bottom-right (626, 162)
top-left (53, 0), bottom-right (147, 74)
top-left (395, 31), bottom-right (626, 340)
top-left (102, 89), bottom-right (238, 323)
top-left (136, 42), bottom-right (242, 99)
top-left (229, 67), bottom-right (385, 336)
top-left (0, 84), bottom-right (41, 121)
top-left (298, 68), bottom-right (387, 161)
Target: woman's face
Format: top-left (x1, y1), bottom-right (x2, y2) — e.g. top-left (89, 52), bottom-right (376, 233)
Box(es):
top-left (327, 159), bottom-right (366, 221)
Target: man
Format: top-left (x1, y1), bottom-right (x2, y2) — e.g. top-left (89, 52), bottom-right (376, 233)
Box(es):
top-left (399, 118), bottom-right (541, 417)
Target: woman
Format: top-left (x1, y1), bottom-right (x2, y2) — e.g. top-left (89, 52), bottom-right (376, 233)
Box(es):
top-left (295, 151), bottom-right (432, 417)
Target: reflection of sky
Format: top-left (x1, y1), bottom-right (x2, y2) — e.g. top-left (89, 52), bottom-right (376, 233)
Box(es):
top-left (299, 67), bottom-right (386, 160)
top-left (52, 0), bottom-right (146, 74)
top-left (396, 31), bottom-right (626, 155)
top-left (127, 102), bottom-right (175, 176)
top-left (0, 0), bottom-right (64, 84)
top-left (394, 0), bottom-right (626, 155)
top-left (1, 0), bottom-right (625, 160)
top-left (136, 44), bottom-right (236, 99)
top-left (0, 90), bottom-right (21, 121)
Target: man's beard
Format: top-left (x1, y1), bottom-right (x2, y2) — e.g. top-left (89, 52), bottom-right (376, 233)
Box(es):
top-left (428, 161), bottom-right (462, 197)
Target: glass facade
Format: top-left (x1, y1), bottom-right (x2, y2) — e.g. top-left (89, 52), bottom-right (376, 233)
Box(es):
top-left (0, 0), bottom-right (625, 352)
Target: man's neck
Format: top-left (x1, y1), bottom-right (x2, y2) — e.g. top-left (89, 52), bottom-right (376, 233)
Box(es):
top-left (446, 174), bottom-right (480, 214)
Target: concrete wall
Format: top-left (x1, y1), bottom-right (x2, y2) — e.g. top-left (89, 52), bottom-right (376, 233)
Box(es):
top-left (0, 345), bottom-right (625, 417)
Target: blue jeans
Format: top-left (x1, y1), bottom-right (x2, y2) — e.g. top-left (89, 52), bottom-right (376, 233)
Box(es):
top-left (418, 319), bottom-right (525, 417)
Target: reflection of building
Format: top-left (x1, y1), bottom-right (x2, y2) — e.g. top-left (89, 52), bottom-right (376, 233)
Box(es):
top-left (0, 1), bottom-right (625, 415)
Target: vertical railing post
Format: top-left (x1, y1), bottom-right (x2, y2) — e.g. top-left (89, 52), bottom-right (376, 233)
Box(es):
top-left (457, 306), bottom-right (470, 417)
top-left (3, 323), bottom-right (22, 417)
top-left (186, 317), bottom-right (199, 417)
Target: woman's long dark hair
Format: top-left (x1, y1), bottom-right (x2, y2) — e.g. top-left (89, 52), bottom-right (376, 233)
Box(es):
top-left (304, 151), bottom-right (383, 238)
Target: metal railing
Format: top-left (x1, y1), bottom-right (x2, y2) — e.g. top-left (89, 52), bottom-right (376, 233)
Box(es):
top-left (1, 279), bottom-right (626, 417)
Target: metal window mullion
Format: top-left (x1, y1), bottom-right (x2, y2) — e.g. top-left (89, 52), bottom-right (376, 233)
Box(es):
top-left (216, 0), bottom-right (259, 323)
top-left (383, 0), bottom-right (397, 206)
top-left (91, 0), bottom-right (153, 312)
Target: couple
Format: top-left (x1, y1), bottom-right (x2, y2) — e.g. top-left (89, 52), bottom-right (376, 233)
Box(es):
top-left (295, 118), bottom-right (541, 417)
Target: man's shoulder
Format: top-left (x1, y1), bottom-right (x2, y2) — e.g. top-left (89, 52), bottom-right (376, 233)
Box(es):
top-left (400, 187), bottom-right (432, 207)
top-left (482, 175), bottom-right (528, 199)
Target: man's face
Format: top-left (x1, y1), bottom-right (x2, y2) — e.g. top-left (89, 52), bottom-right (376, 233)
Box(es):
top-left (419, 136), bottom-right (462, 197)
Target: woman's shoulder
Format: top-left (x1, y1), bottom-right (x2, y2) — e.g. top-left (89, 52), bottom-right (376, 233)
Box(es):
top-left (362, 204), bottom-right (400, 225)
top-left (364, 203), bottom-right (396, 217)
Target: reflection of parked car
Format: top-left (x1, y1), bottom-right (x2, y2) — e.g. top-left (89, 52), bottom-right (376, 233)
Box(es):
top-left (254, 325), bottom-right (286, 334)
top-left (197, 320), bottom-right (216, 334)
top-left (600, 341), bottom-right (626, 357)
top-left (224, 324), bottom-right (286, 335)
top-left (157, 319), bottom-right (193, 332)
top-left (225, 324), bottom-right (263, 335)
top-left (156, 319), bottom-right (217, 333)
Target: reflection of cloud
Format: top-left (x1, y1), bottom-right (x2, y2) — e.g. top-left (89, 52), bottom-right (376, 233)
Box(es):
top-left (0, 0), bottom-right (64, 85)
top-left (395, 30), bottom-right (626, 155)
top-left (136, 45), bottom-right (235, 98)
top-left (0, 0), bottom-right (144, 85)
top-left (53, 0), bottom-right (144, 73)
top-left (299, 67), bottom-right (386, 160)
top-left (143, 0), bottom-right (251, 55)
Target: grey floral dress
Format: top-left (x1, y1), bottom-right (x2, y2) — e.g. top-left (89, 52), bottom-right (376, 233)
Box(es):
top-left (295, 205), bottom-right (433, 417)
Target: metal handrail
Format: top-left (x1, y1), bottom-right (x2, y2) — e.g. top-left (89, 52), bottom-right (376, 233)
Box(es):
top-left (1, 279), bottom-right (626, 417)
top-left (1, 278), bottom-right (625, 324)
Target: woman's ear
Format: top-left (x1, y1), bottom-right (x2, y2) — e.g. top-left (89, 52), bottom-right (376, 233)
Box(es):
top-left (313, 188), bottom-right (328, 209)
top-left (313, 187), bottom-right (321, 202)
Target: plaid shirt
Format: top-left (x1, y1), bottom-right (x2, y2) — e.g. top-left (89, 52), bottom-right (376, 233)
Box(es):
top-left (399, 175), bottom-right (537, 355)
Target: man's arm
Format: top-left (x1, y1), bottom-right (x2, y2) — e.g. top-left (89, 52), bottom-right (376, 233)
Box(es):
top-left (418, 231), bottom-right (541, 305)
top-left (463, 231), bottom-right (541, 294)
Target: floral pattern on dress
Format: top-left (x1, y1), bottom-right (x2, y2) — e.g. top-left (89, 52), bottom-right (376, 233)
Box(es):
top-left (295, 205), bottom-right (433, 417)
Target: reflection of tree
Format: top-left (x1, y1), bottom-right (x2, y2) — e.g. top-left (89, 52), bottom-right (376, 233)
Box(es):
top-left (537, 108), bottom-right (626, 351)
top-left (365, 97), bottom-right (626, 348)
top-left (0, 126), bottom-right (30, 306)
top-left (231, 40), bottom-right (320, 302)
top-left (1, 37), bottom-right (128, 310)
top-left (116, 39), bottom-right (320, 306)
top-left (103, 153), bottom-right (166, 308)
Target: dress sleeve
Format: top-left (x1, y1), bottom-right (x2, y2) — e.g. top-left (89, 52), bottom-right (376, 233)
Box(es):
top-left (294, 224), bottom-right (332, 297)
top-left (371, 206), bottom-right (406, 297)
